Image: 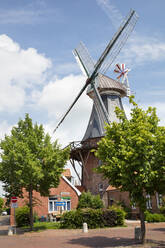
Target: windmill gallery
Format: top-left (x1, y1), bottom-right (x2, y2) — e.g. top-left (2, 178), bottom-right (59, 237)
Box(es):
top-left (54, 9), bottom-right (162, 215)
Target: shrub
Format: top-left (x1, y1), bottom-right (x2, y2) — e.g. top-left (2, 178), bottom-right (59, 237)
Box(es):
top-left (15, 206), bottom-right (30, 227)
top-left (159, 206), bottom-right (165, 215)
top-left (108, 206), bottom-right (126, 226)
top-left (0, 198), bottom-right (4, 214)
top-left (145, 211), bottom-right (165, 222)
top-left (61, 207), bottom-right (124, 229)
top-left (77, 191), bottom-right (104, 209)
top-left (102, 209), bottom-right (117, 227)
top-left (60, 209), bottom-right (83, 229)
top-left (82, 208), bottom-right (103, 228)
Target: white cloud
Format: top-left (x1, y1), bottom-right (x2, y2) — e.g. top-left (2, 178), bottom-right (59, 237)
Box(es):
top-left (0, 34), bottom-right (51, 112)
top-left (96, 0), bottom-right (123, 28)
top-left (34, 74), bottom-right (93, 146)
top-left (54, 62), bottom-right (80, 75)
top-left (120, 35), bottom-right (165, 67)
top-left (36, 74), bottom-right (89, 118)
top-left (96, 0), bottom-right (165, 69)
top-left (0, 2), bottom-right (61, 25)
top-left (0, 120), bottom-right (12, 139)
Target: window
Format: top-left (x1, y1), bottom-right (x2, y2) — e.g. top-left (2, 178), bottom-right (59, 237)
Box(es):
top-left (49, 196), bottom-right (58, 212)
top-left (131, 202), bottom-right (136, 209)
top-left (156, 193), bottom-right (162, 208)
top-left (62, 200), bottom-right (71, 211)
top-left (98, 183), bottom-right (103, 192)
top-left (98, 160), bottom-right (102, 167)
top-left (48, 196), bottom-right (71, 212)
top-left (146, 194), bottom-right (152, 209)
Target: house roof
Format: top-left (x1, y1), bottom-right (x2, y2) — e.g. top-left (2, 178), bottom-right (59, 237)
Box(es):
top-left (106, 185), bottom-right (118, 191)
top-left (75, 185), bottom-right (85, 193)
top-left (62, 175), bottom-right (81, 196)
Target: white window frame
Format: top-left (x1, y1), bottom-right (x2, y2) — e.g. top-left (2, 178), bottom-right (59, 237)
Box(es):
top-left (156, 193), bottom-right (162, 208)
top-left (146, 194), bottom-right (152, 209)
top-left (131, 202), bottom-right (136, 209)
top-left (61, 199), bottom-right (71, 211)
top-left (98, 183), bottom-right (103, 192)
top-left (48, 196), bottom-right (58, 213)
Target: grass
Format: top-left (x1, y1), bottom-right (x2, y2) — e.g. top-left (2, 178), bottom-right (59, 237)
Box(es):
top-left (21, 221), bottom-right (61, 232)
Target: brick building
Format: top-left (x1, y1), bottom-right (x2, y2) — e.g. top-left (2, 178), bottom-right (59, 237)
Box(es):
top-left (10, 169), bottom-right (81, 225)
top-left (106, 186), bottom-right (163, 217)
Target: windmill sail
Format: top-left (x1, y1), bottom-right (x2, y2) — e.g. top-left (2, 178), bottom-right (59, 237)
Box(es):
top-left (73, 42), bottom-right (95, 77)
top-left (53, 9), bottom-right (138, 133)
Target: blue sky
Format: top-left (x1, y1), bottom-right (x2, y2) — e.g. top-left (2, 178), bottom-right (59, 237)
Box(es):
top-left (0, 0), bottom-right (165, 195)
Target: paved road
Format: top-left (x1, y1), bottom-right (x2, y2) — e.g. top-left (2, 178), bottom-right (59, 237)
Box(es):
top-left (0, 217), bottom-right (165, 248)
top-left (0, 215), bottom-right (10, 235)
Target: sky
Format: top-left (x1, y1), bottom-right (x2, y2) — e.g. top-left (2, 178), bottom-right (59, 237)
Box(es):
top-left (0, 0), bottom-right (165, 196)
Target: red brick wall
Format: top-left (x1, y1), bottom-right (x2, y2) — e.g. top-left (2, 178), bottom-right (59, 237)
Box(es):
top-left (82, 151), bottom-right (109, 198)
top-left (10, 177), bottom-right (79, 226)
top-left (107, 190), bottom-right (161, 215)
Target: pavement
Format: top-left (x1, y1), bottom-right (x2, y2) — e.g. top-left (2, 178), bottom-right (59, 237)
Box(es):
top-left (0, 216), bottom-right (165, 248)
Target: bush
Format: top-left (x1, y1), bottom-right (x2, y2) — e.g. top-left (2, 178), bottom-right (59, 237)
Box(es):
top-left (61, 207), bottom-right (124, 229)
top-left (102, 209), bottom-right (117, 227)
top-left (0, 198), bottom-right (4, 214)
top-left (108, 206), bottom-right (126, 226)
top-left (77, 191), bottom-right (104, 209)
top-left (15, 206), bottom-right (30, 227)
top-left (82, 208), bottom-right (103, 228)
top-left (159, 206), bottom-right (165, 215)
top-left (60, 209), bottom-right (83, 229)
top-left (145, 211), bottom-right (165, 222)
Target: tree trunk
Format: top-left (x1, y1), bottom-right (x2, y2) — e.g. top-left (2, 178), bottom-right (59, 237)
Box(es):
top-left (29, 187), bottom-right (33, 231)
top-left (139, 208), bottom-right (146, 244)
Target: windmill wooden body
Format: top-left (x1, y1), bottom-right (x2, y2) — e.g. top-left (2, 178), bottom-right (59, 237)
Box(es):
top-left (54, 10), bottom-right (138, 201)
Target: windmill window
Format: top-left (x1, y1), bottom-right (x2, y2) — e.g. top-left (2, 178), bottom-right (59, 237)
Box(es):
top-left (156, 193), bottom-right (162, 208)
top-left (131, 202), bottom-right (136, 209)
top-left (98, 183), bottom-right (103, 192)
top-left (98, 160), bottom-right (102, 167)
top-left (146, 194), bottom-right (152, 209)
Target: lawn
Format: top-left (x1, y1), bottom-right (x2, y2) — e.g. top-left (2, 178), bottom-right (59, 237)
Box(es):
top-left (21, 221), bottom-right (61, 232)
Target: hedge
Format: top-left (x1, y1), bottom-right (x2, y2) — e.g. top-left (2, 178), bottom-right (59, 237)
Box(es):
top-left (15, 206), bottom-right (38, 227)
top-left (61, 207), bottom-right (125, 229)
top-left (15, 206), bottom-right (30, 227)
top-left (145, 211), bottom-right (165, 223)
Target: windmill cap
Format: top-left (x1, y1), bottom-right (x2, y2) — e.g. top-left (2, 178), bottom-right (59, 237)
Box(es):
top-left (87, 73), bottom-right (127, 98)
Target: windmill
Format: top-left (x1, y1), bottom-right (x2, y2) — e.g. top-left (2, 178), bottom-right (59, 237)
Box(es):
top-left (54, 10), bottom-right (138, 198)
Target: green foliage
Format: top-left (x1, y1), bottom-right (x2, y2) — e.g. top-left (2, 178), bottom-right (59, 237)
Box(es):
top-left (61, 208), bottom-right (124, 229)
top-left (61, 209), bottom-right (83, 229)
top-left (159, 206), bottom-right (165, 215)
top-left (0, 197), bottom-right (4, 213)
top-left (95, 97), bottom-right (165, 210)
top-left (108, 206), bottom-right (126, 225)
top-left (145, 211), bottom-right (165, 222)
top-left (95, 97), bottom-right (165, 243)
top-left (77, 191), bottom-right (104, 209)
top-left (15, 206), bottom-right (30, 227)
top-left (0, 114), bottom-right (70, 229)
top-left (15, 206), bottom-right (39, 227)
top-left (102, 209), bottom-right (117, 227)
top-left (21, 221), bottom-right (61, 231)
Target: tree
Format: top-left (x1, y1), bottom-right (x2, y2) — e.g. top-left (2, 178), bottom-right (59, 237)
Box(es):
top-left (77, 191), bottom-right (104, 209)
top-left (95, 96), bottom-right (165, 244)
top-left (0, 114), bottom-right (70, 230)
top-left (0, 197), bottom-right (4, 213)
